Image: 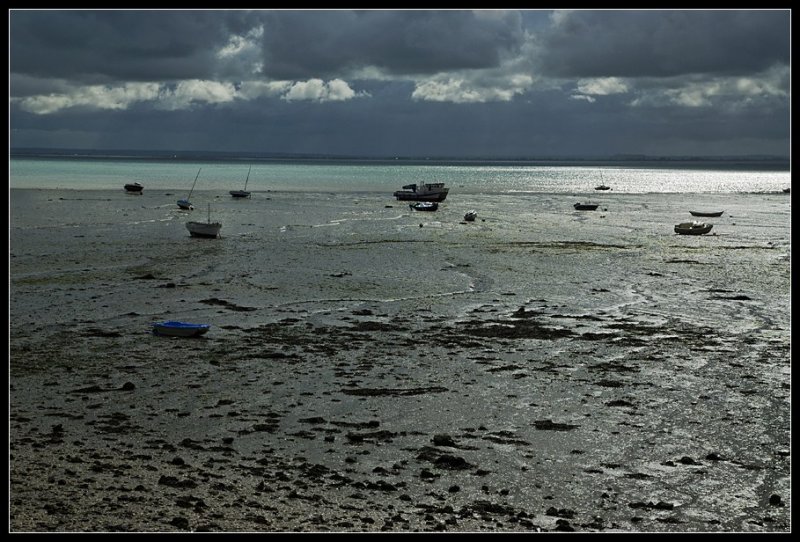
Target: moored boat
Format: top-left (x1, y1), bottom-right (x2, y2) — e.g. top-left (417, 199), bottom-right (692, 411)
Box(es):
top-left (186, 221), bottom-right (222, 238)
top-left (674, 221), bottom-right (713, 235)
top-left (394, 182), bottom-right (449, 202)
top-left (574, 202), bottom-right (599, 210)
top-left (594, 185), bottom-right (611, 191)
top-left (178, 168), bottom-right (201, 210)
top-left (463, 210), bottom-right (477, 222)
top-left (230, 165), bottom-right (252, 198)
top-left (124, 182), bottom-right (143, 193)
top-left (689, 210), bottom-right (724, 217)
top-left (152, 320), bottom-right (210, 337)
top-left (186, 203), bottom-right (222, 238)
top-left (409, 201), bottom-right (439, 211)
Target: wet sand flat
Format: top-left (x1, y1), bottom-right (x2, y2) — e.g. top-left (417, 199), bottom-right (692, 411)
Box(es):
top-left (9, 188), bottom-right (791, 532)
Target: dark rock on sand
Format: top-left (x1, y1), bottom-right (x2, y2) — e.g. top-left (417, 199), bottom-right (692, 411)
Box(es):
top-left (432, 434), bottom-right (456, 447)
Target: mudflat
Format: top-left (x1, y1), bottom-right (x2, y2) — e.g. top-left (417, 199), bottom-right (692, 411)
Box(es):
top-left (10, 189), bottom-right (791, 532)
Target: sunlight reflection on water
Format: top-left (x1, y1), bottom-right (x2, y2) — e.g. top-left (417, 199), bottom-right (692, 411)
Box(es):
top-left (10, 157), bottom-right (790, 194)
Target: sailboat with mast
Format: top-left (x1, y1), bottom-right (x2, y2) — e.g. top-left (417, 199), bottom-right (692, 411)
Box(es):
top-left (186, 203), bottom-right (222, 238)
top-left (594, 170), bottom-right (611, 191)
top-left (177, 168), bottom-right (202, 210)
top-left (230, 165), bottom-right (252, 198)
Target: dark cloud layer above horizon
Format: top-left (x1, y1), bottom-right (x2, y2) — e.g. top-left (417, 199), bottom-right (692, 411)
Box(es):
top-left (10, 11), bottom-right (245, 83)
top-left (535, 10), bottom-right (789, 78)
top-left (9, 9), bottom-right (791, 158)
top-left (255, 10), bottom-right (525, 79)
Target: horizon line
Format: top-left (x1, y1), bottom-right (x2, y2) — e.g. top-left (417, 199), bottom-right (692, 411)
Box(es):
top-left (9, 147), bottom-right (790, 163)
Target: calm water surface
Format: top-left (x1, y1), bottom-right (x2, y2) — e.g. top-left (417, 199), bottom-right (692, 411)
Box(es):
top-left (9, 157), bottom-right (791, 194)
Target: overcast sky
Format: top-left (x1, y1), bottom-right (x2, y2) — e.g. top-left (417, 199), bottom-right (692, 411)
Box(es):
top-left (9, 9), bottom-right (791, 158)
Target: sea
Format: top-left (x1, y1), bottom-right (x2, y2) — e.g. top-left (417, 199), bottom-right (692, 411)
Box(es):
top-left (8, 151), bottom-right (791, 194)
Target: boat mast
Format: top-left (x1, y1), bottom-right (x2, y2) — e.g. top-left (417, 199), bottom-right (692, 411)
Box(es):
top-left (244, 165), bottom-right (251, 191)
top-left (188, 168), bottom-right (201, 199)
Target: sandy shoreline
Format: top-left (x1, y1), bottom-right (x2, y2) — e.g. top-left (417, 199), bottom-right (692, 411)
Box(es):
top-left (10, 189), bottom-right (791, 532)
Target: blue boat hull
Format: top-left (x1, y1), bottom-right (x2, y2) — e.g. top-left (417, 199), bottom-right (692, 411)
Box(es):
top-left (152, 321), bottom-right (210, 337)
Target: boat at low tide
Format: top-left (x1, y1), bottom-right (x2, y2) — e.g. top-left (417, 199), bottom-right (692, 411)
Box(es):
top-left (674, 221), bottom-right (713, 235)
top-left (124, 182), bottom-right (143, 193)
top-left (409, 201), bottom-right (438, 211)
top-left (230, 165), bottom-right (252, 198)
top-left (186, 204), bottom-right (222, 238)
top-left (463, 210), bottom-right (477, 222)
top-left (689, 210), bottom-right (724, 217)
top-left (152, 320), bottom-right (210, 337)
top-left (574, 202), bottom-right (599, 211)
top-left (394, 182), bottom-right (449, 202)
top-left (178, 168), bottom-right (201, 210)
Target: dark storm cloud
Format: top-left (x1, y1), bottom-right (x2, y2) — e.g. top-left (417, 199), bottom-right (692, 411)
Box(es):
top-left (7, 9), bottom-right (790, 158)
top-left (10, 10), bottom-right (526, 83)
top-left (537, 10), bottom-right (790, 78)
top-left (255, 10), bottom-right (525, 79)
top-left (9, 73), bottom-right (75, 98)
top-left (9, 10), bottom-right (250, 84)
